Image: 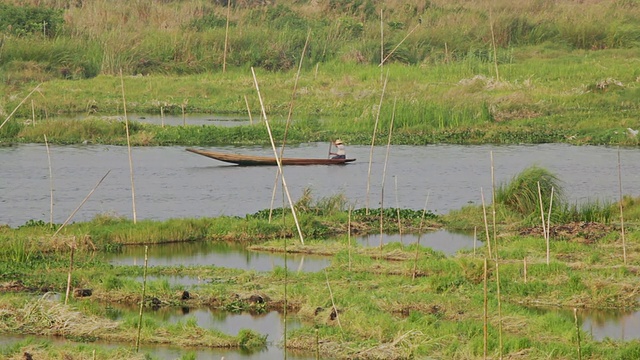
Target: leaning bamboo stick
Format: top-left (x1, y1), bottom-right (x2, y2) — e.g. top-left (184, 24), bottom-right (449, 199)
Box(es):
top-left (120, 70), bottom-right (137, 224)
top-left (378, 97), bottom-right (396, 249)
top-left (324, 270), bottom-right (343, 332)
top-left (0, 83), bottom-right (42, 131)
top-left (480, 188), bottom-right (492, 259)
top-left (412, 192), bottom-right (430, 280)
top-left (52, 171), bottom-right (111, 238)
top-left (64, 240), bottom-right (75, 305)
top-left (269, 30), bottom-right (311, 222)
top-left (394, 176), bottom-right (402, 244)
top-left (617, 148), bottom-right (627, 265)
top-left (365, 72), bottom-right (389, 213)
top-left (379, 22), bottom-right (421, 67)
top-left (244, 95), bottom-right (253, 124)
top-left (44, 135), bottom-right (54, 227)
top-left (348, 205), bottom-right (353, 272)
top-left (483, 258), bottom-right (488, 360)
top-left (136, 246), bottom-right (149, 352)
top-left (537, 181), bottom-right (549, 265)
top-left (223, 1), bottom-right (230, 73)
top-left (490, 151), bottom-right (497, 259)
top-left (251, 67), bottom-right (304, 245)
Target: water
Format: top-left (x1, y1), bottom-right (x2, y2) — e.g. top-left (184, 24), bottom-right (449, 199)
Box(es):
top-left (3, 143), bottom-right (640, 227)
top-left (355, 229), bottom-right (480, 256)
top-left (104, 241), bottom-right (331, 273)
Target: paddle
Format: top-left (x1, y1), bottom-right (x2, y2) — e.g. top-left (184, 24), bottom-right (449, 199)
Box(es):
top-left (328, 141), bottom-right (332, 159)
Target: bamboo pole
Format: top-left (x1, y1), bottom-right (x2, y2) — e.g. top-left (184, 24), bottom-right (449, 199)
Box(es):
top-left (181, 103), bottom-right (186, 126)
top-left (490, 151), bottom-right (497, 259)
top-left (523, 257), bottom-right (527, 283)
top-left (378, 97), bottom-right (396, 249)
top-left (136, 246), bottom-right (149, 352)
top-left (480, 188), bottom-right (492, 259)
top-left (380, 9), bottom-right (383, 82)
top-left (160, 106), bottom-right (165, 127)
top-left (31, 100), bottom-right (35, 127)
top-left (379, 22), bottom-right (421, 67)
top-left (365, 72), bottom-right (389, 213)
top-left (617, 148), bottom-right (627, 265)
top-left (244, 95), bottom-right (253, 124)
top-left (251, 67), bottom-right (304, 245)
top-left (64, 240), bottom-right (75, 305)
top-left (473, 226), bottom-right (477, 256)
top-left (0, 83), bottom-right (42, 131)
top-left (120, 70), bottom-right (137, 224)
top-left (348, 205), bottom-right (353, 272)
top-left (223, 0), bottom-right (230, 73)
top-left (547, 187), bottom-right (554, 242)
top-left (394, 176), bottom-right (402, 245)
top-left (324, 270), bottom-right (342, 332)
top-left (537, 181), bottom-right (549, 265)
top-left (489, 8), bottom-right (500, 82)
top-left (269, 30), bottom-right (311, 222)
top-left (496, 260), bottom-right (503, 360)
top-left (483, 258), bottom-right (488, 360)
top-left (412, 192), bottom-right (430, 280)
top-left (574, 308), bottom-right (582, 360)
top-left (44, 135), bottom-right (54, 227)
top-left (52, 171), bottom-right (111, 238)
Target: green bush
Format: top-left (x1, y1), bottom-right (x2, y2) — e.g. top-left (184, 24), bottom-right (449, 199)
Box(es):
top-left (0, 4), bottom-right (63, 37)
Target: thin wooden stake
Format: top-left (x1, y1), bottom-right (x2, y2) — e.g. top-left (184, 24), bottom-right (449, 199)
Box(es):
top-left (52, 171), bottom-right (111, 238)
top-left (412, 192), bottom-right (430, 280)
top-left (394, 176), bottom-right (402, 244)
top-left (523, 257), bottom-right (528, 283)
top-left (136, 246), bottom-right (149, 352)
top-left (574, 308), bottom-right (582, 360)
top-left (489, 8), bottom-right (500, 82)
top-left (378, 97), bottom-right (396, 249)
top-left (490, 151), bottom-right (497, 259)
top-left (618, 148), bottom-right (627, 265)
top-left (473, 226), bottom-right (477, 256)
top-left (251, 67), bottom-right (304, 244)
top-left (44, 135), bottom-right (54, 227)
top-left (244, 95), bottom-right (253, 124)
top-left (120, 70), bottom-right (137, 224)
top-left (64, 240), bottom-right (75, 305)
top-left (269, 30), bottom-right (311, 222)
top-left (31, 100), bottom-right (35, 127)
top-left (324, 270), bottom-right (342, 332)
top-left (223, 1), bottom-right (231, 73)
top-left (379, 22), bottom-right (421, 67)
top-left (160, 106), bottom-right (165, 128)
top-left (480, 188), bottom-right (492, 259)
top-left (348, 206), bottom-right (353, 272)
top-left (483, 258), bottom-right (488, 360)
top-left (0, 83), bottom-right (42, 131)
top-left (496, 260), bottom-right (503, 360)
top-left (537, 181), bottom-right (549, 265)
top-left (365, 72), bottom-right (389, 213)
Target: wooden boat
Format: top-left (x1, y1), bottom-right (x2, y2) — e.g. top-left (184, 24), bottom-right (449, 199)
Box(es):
top-left (186, 148), bottom-right (356, 166)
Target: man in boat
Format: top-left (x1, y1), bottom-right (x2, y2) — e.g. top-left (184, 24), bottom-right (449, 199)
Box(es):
top-left (330, 139), bottom-right (346, 159)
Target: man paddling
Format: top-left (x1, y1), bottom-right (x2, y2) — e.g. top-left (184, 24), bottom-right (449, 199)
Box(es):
top-left (329, 139), bottom-right (346, 159)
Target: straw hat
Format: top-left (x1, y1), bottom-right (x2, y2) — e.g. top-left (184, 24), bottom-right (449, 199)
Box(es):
top-left (335, 139), bottom-right (344, 145)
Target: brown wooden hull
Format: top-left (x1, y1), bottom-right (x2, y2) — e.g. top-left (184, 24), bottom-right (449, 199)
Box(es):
top-left (186, 148), bottom-right (355, 166)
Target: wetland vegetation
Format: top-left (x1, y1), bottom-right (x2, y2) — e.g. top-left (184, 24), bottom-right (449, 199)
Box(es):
top-left (2, 0), bottom-right (640, 359)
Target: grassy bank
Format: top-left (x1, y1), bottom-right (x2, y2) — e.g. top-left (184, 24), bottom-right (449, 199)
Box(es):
top-left (2, 174), bottom-right (640, 358)
top-left (1, 1), bottom-right (640, 146)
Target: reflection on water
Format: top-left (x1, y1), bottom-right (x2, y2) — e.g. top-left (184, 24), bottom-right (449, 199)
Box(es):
top-left (104, 241), bottom-right (330, 272)
top-left (355, 229), bottom-right (480, 256)
top-left (531, 307), bottom-right (640, 341)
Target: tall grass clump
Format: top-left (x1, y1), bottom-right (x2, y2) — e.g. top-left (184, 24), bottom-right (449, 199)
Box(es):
top-left (495, 166), bottom-right (563, 217)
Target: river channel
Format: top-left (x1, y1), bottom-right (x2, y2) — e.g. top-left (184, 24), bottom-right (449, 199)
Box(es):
top-left (2, 142), bottom-right (640, 227)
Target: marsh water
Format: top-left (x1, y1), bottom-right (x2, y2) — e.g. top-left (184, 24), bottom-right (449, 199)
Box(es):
top-left (3, 142), bottom-right (640, 227)
top-left (3, 139), bottom-right (640, 356)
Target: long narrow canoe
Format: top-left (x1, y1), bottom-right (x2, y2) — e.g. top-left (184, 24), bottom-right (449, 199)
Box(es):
top-left (186, 148), bottom-right (356, 166)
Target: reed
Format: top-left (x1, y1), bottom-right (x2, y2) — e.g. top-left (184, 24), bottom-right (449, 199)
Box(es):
top-left (617, 149), bottom-right (627, 265)
top-left (366, 71), bottom-right (388, 213)
top-left (44, 134), bottom-right (54, 227)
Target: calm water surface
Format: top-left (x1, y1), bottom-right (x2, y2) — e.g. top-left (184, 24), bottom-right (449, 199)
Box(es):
top-left (3, 143), bottom-right (640, 227)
